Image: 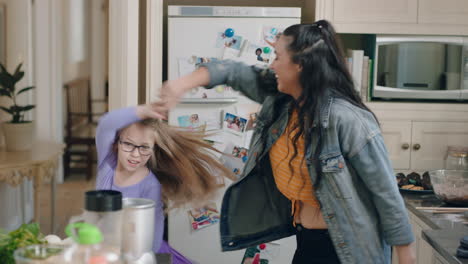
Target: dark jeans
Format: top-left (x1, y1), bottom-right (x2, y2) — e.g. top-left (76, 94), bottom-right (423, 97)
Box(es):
top-left (292, 224), bottom-right (341, 264)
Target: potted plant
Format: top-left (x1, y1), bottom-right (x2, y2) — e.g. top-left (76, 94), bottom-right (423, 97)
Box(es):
top-left (0, 63), bottom-right (35, 151)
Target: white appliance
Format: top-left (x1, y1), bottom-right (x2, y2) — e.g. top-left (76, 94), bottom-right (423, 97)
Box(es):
top-left (373, 35), bottom-right (468, 101)
top-left (167, 6), bottom-right (300, 264)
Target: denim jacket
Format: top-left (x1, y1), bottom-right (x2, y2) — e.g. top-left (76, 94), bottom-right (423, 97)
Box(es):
top-left (201, 60), bottom-right (414, 264)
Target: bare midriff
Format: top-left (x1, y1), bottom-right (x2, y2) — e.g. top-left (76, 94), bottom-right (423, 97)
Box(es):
top-left (296, 201), bottom-right (328, 229)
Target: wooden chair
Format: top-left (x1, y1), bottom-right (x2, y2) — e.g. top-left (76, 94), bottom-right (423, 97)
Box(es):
top-left (63, 78), bottom-right (105, 181)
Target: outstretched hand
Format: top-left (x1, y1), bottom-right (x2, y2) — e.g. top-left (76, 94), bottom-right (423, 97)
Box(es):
top-left (136, 103), bottom-right (168, 120)
top-left (153, 67), bottom-right (211, 119)
top-left (158, 79), bottom-right (187, 110)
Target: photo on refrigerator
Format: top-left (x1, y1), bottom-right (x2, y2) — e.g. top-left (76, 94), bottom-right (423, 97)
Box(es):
top-left (223, 112), bottom-right (247, 135)
top-left (187, 202), bottom-right (220, 231)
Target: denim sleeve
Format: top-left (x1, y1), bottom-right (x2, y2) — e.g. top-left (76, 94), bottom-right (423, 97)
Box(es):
top-left (199, 60), bottom-right (278, 104)
top-left (348, 134), bottom-right (415, 246)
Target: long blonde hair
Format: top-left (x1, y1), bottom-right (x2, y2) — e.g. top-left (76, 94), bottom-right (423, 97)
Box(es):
top-left (119, 119), bottom-right (234, 209)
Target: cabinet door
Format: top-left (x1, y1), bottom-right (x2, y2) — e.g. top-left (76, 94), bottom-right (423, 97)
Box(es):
top-left (408, 211), bottom-right (436, 264)
top-left (333, 0), bottom-right (417, 23)
top-left (381, 121), bottom-right (412, 170)
top-left (419, 0), bottom-right (468, 25)
top-left (411, 121), bottom-right (468, 170)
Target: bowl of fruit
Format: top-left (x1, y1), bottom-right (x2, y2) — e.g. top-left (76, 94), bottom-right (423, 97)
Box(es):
top-left (396, 171), bottom-right (434, 193)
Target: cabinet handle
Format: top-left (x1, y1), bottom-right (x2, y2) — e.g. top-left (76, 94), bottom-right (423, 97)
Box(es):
top-left (402, 143), bottom-right (409, 150)
top-left (413, 144), bottom-right (421, 151)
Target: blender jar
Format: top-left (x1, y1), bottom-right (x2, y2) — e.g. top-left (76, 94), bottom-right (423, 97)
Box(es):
top-left (68, 190), bottom-right (123, 253)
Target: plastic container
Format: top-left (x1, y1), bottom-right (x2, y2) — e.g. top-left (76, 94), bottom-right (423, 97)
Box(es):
top-left (61, 222), bottom-right (122, 264)
top-left (445, 145), bottom-right (468, 170)
top-left (68, 190), bottom-right (123, 251)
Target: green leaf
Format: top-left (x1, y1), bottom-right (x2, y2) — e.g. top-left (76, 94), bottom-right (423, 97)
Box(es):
top-left (0, 106), bottom-right (13, 114)
top-left (0, 63), bottom-right (8, 74)
top-left (19, 105), bottom-right (35, 112)
top-left (0, 88), bottom-right (11, 98)
top-left (21, 223), bottom-right (40, 237)
top-left (16, 86), bottom-right (34, 96)
top-left (13, 71), bottom-right (24, 83)
top-left (0, 71), bottom-right (15, 91)
top-left (13, 63), bottom-right (22, 76)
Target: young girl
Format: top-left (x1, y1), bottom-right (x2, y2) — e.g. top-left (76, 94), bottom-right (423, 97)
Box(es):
top-left (95, 104), bottom-right (233, 263)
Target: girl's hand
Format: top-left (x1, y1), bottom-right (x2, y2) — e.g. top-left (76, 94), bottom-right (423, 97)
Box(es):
top-left (136, 103), bottom-right (167, 120)
top-left (158, 79), bottom-right (188, 110)
top-left (395, 244), bottom-right (416, 264)
top-left (156, 67), bottom-right (211, 115)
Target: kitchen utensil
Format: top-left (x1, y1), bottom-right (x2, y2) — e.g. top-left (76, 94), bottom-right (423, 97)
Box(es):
top-left (62, 222), bottom-right (122, 263)
top-left (415, 207), bottom-right (468, 212)
top-left (121, 198), bottom-right (157, 264)
top-left (428, 170), bottom-right (468, 206)
top-left (69, 190), bottom-right (123, 251)
top-left (398, 188), bottom-right (434, 194)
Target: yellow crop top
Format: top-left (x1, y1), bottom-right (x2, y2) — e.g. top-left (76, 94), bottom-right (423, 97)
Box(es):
top-left (269, 110), bottom-right (320, 224)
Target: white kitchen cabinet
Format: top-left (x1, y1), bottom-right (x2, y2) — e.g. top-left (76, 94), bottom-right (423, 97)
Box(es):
top-left (380, 121), bottom-right (468, 171)
top-left (409, 210), bottom-right (436, 264)
top-left (433, 250), bottom-right (450, 264)
top-left (418, 0), bottom-right (468, 25)
top-left (380, 121), bottom-right (412, 170)
top-left (392, 211), bottom-right (436, 264)
top-left (411, 121), bottom-right (468, 170)
top-left (333, 0), bottom-right (417, 24)
top-left (315, 0), bottom-right (468, 35)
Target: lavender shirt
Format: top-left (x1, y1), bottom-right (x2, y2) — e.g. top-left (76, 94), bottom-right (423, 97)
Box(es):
top-left (95, 107), bottom-right (192, 263)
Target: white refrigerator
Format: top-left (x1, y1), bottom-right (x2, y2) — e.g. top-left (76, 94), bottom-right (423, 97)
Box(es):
top-left (167, 6), bottom-right (301, 264)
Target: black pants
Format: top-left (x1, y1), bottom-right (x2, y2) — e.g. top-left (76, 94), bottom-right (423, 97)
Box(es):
top-left (292, 224), bottom-right (341, 264)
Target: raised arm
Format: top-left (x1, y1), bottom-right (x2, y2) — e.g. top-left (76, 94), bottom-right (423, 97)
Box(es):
top-left (159, 60), bottom-right (278, 111)
top-left (200, 60), bottom-right (278, 103)
top-left (95, 105), bottom-right (166, 167)
top-left (95, 107), bottom-right (141, 167)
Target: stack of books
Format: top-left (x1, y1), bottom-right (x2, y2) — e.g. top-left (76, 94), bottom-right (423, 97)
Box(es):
top-left (346, 49), bottom-right (373, 102)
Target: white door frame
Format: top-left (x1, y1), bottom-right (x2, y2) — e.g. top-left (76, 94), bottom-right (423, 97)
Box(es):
top-left (34, 0), bottom-right (63, 143)
top-left (145, 0), bottom-right (163, 102)
top-left (34, 0), bottom-right (63, 184)
top-left (108, 0), bottom-right (163, 108)
top-left (108, 0), bottom-right (139, 109)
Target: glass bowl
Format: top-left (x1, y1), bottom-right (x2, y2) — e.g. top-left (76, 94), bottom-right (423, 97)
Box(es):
top-left (428, 170), bottom-right (468, 206)
top-left (14, 244), bottom-right (65, 264)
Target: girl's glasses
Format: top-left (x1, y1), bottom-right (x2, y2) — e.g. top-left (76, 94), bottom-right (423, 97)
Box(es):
top-left (119, 140), bottom-right (153, 156)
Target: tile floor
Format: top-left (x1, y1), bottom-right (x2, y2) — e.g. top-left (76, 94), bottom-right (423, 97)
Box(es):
top-left (38, 169), bottom-right (96, 237)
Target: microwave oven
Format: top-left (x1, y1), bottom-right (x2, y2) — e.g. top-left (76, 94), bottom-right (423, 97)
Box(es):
top-left (372, 35), bottom-right (468, 101)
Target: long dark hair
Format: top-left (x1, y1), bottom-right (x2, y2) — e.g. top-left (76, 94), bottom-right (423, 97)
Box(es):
top-left (258, 20), bottom-right (378, 188)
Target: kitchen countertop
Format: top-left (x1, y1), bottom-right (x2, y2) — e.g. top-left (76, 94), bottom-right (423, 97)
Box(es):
top-left (401, 192), bottom-right (468, 264)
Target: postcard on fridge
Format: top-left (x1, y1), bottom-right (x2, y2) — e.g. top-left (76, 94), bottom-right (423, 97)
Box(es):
top-left (188, 202), bottom-right (220, 231)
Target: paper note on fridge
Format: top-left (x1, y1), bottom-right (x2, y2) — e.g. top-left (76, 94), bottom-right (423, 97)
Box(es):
top-left (177, 57), bottom-right (196, 77)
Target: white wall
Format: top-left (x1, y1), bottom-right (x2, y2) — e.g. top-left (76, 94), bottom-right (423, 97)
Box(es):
top-left (108, 0), bottom-right (139, 109)
top-left (0, 0), bottom-right (33, 146)
top-left (62, 0), bottom-right (90, 83)
top-left (90, 0), bottom-right (108, 116)
top-left (0, 0), bottom-right (34, 231)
